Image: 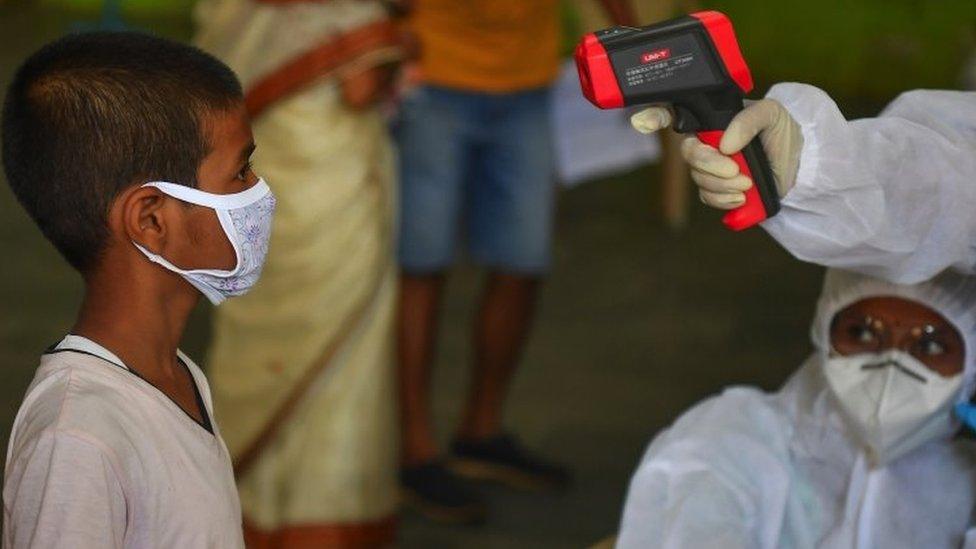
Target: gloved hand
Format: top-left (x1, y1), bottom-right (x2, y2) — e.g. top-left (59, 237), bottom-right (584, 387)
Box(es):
top-left (631, 99), bottom-right (803, 210)
top-left (955, 402), bottom-right (976, 433)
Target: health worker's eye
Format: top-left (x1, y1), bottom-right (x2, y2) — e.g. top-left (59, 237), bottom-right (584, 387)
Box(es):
top-left (847, 323), bottom-right (877, 345)
top-left (915, 336), bottom-right (947, 357)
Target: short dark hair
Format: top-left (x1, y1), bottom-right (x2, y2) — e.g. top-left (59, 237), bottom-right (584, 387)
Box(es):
top-left (1, 31), bottom-right (243, 272)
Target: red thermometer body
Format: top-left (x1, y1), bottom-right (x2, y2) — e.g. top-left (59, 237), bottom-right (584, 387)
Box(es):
top-left (574, 11), bottom-right (779, 231)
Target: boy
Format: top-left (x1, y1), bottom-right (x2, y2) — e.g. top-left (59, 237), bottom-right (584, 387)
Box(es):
top-left (2, 31), bottom-right (274, 547)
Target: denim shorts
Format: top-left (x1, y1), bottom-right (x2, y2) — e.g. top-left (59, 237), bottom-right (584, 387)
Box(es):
top-left (395, 85), bottom-right (555, 274)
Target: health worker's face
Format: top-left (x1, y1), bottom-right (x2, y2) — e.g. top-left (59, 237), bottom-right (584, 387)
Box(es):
top-left (830, 296), bottom-right (964, 377)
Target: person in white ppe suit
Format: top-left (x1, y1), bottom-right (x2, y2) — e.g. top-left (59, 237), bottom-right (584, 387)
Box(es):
top-left (631, 85), bottom-right (976, 286)
top-left (631, 84), bottom-right (976, 428)
top-left (617, 268), bottom-right (976, 548)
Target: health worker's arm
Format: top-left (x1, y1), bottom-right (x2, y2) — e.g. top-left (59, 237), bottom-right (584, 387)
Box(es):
top-left (761, 84), bottom-right (976, 284)
top-left (616, 463), bottom-right (755, 549)
top-left (615, 389), bottom-right (793, 549)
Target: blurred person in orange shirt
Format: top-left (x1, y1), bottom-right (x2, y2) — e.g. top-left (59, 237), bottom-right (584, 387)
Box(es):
top-left (396, 0), bottom-right (637, 523)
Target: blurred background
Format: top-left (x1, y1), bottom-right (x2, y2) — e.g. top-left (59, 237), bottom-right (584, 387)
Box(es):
top-left (1, 0), bottom-right (974, 547)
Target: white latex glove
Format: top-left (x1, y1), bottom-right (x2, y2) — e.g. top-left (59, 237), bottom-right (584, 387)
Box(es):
top-left (631, 99), bottom-right (803, 210)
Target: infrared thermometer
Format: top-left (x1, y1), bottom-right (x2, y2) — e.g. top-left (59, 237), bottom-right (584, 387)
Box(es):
top-left (574, 11), bottom-right (778, 231)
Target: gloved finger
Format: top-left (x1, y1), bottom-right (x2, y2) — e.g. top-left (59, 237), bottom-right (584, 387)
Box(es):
top-left (630, 107), bottom-right (672, 134)
top-left (699, 188), bottom-right (746, 210)
top-left (719, 98), bottom-right (781, 155)
top-left (681, 137), bottom-right (740, 178)
top-left (955, 402), bottom-right (976, 432)
top-left (690, 168), bottom-right (753, 193)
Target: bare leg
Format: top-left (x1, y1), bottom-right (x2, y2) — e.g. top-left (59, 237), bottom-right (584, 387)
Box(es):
top-left (457, 272), bottom-right (540, 440)
top-left (397, 272), bottom-right (445, 466)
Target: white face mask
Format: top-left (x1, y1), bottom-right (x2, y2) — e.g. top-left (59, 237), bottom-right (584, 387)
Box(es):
top-left (823, 349), bottom-right (962, 466)
top-left (132, 179), bottom-right (276, 305)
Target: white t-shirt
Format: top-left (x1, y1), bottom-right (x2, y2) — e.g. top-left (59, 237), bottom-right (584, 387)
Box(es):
top-left (3, 335), bottom-right (244, 548)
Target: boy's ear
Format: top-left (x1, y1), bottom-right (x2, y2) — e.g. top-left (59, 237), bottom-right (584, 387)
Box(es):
top-left (119, 186), bottom-right (169, 253)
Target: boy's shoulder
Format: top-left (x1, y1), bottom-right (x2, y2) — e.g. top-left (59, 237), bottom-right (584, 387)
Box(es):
top-left (9, 350), bottom-right (150, 461)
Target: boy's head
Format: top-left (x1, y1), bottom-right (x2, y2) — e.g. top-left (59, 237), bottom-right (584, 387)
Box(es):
top-left (2, 31), bottom-right (246, 275)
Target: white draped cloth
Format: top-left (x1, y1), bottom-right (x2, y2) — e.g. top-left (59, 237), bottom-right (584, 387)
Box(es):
top-left (195, 0), bottom-right (402, 543)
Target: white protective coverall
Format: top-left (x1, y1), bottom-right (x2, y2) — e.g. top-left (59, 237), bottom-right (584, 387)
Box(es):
top-left (617, 269), bottom-right (976, 549)
top-left (759, 84), bottom-right (976, 284)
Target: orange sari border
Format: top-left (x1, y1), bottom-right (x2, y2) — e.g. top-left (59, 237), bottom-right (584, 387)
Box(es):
top-left (245, 19), bottom-right (402, 118)
top-left (243, 515), bottom-right (398, 549)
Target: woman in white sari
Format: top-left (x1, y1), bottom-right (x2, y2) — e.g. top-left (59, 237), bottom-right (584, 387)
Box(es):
top-left (194, 1), bottom-right (405, 546)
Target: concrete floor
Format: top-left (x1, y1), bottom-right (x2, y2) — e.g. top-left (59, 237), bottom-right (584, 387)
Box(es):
top-left (0, 4), bottom-right (827, 547)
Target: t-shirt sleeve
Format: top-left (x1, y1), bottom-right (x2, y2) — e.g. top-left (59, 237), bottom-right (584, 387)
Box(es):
top-left (4, 430), bottom-right (126, 548)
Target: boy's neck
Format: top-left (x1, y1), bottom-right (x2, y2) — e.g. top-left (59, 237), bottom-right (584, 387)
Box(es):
top-left (72, 264), bottom-right (199, 380)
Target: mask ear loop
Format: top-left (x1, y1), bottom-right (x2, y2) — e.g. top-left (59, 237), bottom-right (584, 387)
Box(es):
top-left (212, 207), bottom-right (245, 277)
top-left (130, 207), bottom-right (242, 278)
top-left (135, 180), bottom-right (270, 277)
top-left (131, 241), bottom-right (228, 304)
